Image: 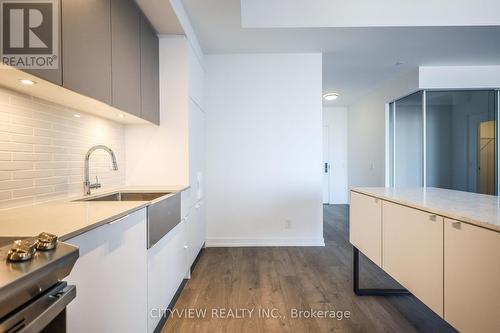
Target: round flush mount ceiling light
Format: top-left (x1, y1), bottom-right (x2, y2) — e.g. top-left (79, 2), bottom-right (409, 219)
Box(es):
top-left (19, 79), bottom-right (36, 85)
top-left (323, 93), bottom-right (339, 101)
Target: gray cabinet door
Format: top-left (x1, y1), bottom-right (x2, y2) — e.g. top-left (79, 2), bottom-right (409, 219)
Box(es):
top-left (62, 0), bottom-right (112, 104)
top-left (111, 0), bottom-right (141, 117)
top-left (23, 0), bottom-right (62, 85)
top-left (23, 1), bottom-right (62, 85)
top-left (140, 16), bottom-right (160, 125)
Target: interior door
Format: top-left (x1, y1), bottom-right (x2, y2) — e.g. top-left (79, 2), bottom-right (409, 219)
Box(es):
top-left (479, 120), bottom-right (496, 195)
top-left (467, 113), bottom-right (490, 193)
top-left (323, 126), bottom-right (330, 204)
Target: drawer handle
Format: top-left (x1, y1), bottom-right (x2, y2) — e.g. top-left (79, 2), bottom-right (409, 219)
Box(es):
top-left (108, 214), bottom-right (130, 225)
top-left (429, 215), bottom-right (437, 221)
top-left (452, 221), bottom-right (462, 229)
top-left (374, 198), bottom-right (380, 203)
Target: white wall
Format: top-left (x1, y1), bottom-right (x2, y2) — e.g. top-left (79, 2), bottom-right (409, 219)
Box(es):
top-left (348, 69), bottom-right (419, 188)
top-left (322, 107), bottom-right (348, 204)
top-left (205, 53), bottom-right (323, 246)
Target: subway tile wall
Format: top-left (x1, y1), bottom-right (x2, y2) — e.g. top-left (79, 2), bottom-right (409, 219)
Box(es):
top-left (0, 87), bottom-right (126, 209)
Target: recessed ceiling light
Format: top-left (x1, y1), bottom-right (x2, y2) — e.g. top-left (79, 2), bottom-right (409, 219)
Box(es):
top-left (73, 114), bottom-right (81, 118)
top-left (323, 93), bottom-right (339, 101)
top-left (117, 113), bottom-right (125, 118)
top-left (19, 79), bottom-right (36, 85)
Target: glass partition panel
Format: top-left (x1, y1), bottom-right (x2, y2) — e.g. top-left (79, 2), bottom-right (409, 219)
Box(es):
top-left (426, 90), bottom-right (497, 195)
top-left (394, 91), bottom-right (424, 187)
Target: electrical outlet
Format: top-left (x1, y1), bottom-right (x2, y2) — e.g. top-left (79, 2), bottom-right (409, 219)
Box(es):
top-left (285, 220), bottom-right (292, 229)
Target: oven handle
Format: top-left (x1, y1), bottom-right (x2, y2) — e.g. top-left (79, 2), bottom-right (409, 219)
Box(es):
top-left (0, 282), bottom-right (76, 333)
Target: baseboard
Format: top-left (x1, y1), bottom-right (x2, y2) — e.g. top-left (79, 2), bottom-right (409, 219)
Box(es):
top-left (205, 237), bottom-right (325, 247)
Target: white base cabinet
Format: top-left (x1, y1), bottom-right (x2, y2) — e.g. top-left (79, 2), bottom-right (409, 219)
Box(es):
top-left (444, 218), bottom-right (500, 333)
top-left (350, 190), bottom-right (500, 332)
top-left (349, 192), bottom-right (382, 267)
top-left (65, 209), bottom-right (148, 333)
top-left (63, 198), bottom-right (206, 333)
top-left (383, 201), bottom-right (444, 317)
top-left (147, 220), bottom-right (188, 333)
top-left (185, 200), bottom-right (206, 269)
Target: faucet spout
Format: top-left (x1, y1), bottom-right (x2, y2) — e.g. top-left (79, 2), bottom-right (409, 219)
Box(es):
top-left (84, 145), bottom-right (119, 195)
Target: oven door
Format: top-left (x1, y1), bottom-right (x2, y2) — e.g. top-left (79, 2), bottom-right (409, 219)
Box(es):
top-left (0, 282), bottom-right (76, 333)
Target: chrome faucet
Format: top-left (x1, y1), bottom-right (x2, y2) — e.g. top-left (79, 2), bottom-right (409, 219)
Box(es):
top-left (84, 145), bottom-right (118, 195)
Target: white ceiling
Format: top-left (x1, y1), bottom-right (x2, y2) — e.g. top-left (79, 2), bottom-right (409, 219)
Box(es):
top-left (181, 0), bottom-right (500, 106)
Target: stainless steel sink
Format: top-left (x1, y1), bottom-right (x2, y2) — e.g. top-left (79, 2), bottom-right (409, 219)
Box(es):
top-left (75, 190), bottom-right (181, 249)
top-left (76, 192), bottom-right (171, 202)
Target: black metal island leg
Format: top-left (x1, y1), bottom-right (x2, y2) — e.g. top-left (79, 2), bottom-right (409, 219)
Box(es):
top-left (353, 247), bottom-right (410, 296)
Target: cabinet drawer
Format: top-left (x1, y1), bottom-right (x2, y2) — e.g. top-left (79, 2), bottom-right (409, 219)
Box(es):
top-left (444, 219), bottom-right (500, 332)
top-left (383, 202), bottom-right (443, 317)
top-left (147, 221), bottom-right (187, 333)
top-left (349, 192), bottom-right (382, 267)
top-left (185, 201), bottom-right (205, 267)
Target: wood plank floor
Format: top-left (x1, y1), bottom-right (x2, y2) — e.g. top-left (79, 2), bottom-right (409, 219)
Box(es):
top-left (161, 205), bottom-right (456, 332)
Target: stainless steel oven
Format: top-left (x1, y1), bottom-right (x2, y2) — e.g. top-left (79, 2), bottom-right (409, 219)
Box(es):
top-left (0, 236), bottom-right (79, 333)
top-left (0, 282), bottom-right (75, 333)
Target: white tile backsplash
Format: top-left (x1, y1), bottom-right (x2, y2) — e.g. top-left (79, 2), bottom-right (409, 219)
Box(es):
top-left (0, 87), bottom-right (126, 209)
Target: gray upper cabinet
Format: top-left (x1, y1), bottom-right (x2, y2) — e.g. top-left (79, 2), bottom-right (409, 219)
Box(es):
top-left (111, 0), bottom-right (141, 117)
top-left (62, 0), bottom-right (112, 104)
top-left (21, 0), bottom-right (62, 85)
top-left (49, 0), bottom-right (159, 123)
top-left (140, 16), bottom-right (160, 125)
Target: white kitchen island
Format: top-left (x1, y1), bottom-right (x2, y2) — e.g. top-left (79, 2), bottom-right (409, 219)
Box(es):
top-left (350, 187), bottom-right (500, 333)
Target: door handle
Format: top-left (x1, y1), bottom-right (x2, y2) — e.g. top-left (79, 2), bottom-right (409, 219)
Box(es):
top-left (324, 163), bottom-right (329, 173)
top-left (108, 214), bottom-right (130, 225)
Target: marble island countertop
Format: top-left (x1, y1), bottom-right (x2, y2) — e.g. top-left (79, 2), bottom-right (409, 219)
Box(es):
top-left (351, 187), bottom-right (500, 232)
top-left (0, 186), bottom-right (189, 241)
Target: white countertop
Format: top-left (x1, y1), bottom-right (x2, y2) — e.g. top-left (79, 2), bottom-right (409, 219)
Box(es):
top-left (352, 187), bottom-right (500, 233)
top-left (0, 186), bottom-right (189, 241)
